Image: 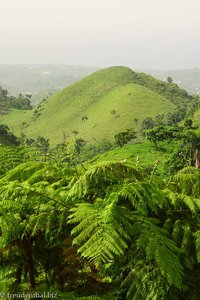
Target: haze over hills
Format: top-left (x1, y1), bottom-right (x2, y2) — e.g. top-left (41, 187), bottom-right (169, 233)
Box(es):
top-left (1, 66), bottom-right (192, 145)
top-left (0, 65), bottom-right (200, 107)
top-left (0, 65), bottom-right (99, 104)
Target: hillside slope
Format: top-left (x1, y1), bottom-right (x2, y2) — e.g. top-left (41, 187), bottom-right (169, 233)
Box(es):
top-left (143, 69), bottom-right (200, 95)
top-left (0, 66), bottom-right (177, 144)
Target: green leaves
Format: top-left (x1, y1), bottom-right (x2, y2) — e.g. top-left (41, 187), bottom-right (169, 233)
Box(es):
top-left (69, 201), bottom-right (131, 265)
top-left (0, 162), bottom-right (71, 248)
top-left (0, 152), bottom-right (200, 298)
top-left (67, 161), bottom-right (187, 298)
top-left (135, 218), bottom-right (183, 288)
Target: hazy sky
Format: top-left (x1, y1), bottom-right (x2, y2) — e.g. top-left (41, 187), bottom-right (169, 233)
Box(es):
top-left (1, 0), bottom-right (200, 69)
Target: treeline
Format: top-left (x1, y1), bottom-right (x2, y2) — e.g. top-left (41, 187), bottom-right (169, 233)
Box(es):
top-left (0, 86), bottom-right (32, 114)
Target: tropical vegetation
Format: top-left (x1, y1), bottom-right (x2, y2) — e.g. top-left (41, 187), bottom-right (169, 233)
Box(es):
top-left (0, 67), bottom-right (200, 299)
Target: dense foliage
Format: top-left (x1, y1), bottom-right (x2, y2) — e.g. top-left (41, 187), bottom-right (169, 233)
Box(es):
top-left (0, 136), bottom-right (199, 299)
top-left (0, 124), bottom-right (19, 146)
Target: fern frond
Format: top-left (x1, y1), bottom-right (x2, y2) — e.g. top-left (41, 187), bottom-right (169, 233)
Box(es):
top-left (110, 181), bottom-right (165, 215)
top-left (68, 201), bottom-right (132, 265)
top-left (172, 220), bottom-right (183, 247)
top-left (136, 219), bottom-right (183, 288)
top-left (173, 166), bottom-right (200, 197)
top-left (163, 188), bottom-right (200, 213)
top-left (67, 161), bottom-right (143, 201)
top-left (154, 242), bottom-right (182, 288)
top-left (122, 261), bottom-right (169, 300)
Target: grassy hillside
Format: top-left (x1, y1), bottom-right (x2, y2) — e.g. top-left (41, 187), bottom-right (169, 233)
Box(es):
top-left (0, 66), bottom-right (178, 144)
top-left (143, 69), bottom-right (200, 95)
top-left (88, 139), bottom-right (171, 173)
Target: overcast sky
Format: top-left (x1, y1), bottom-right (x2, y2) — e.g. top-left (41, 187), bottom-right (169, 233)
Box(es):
top-left (0, 0), bottom-right (200, 69)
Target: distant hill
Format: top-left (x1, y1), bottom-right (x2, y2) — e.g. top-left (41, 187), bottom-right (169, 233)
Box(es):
top-left (0, 65), bottom-right (98, 105)
top-left (0, 65), bottom-right (199, 107)
top-left (1, 66), bottom-right (192, 144)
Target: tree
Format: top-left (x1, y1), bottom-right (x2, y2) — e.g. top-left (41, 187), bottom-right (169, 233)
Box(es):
top-left (154, 114), bottom-right (165, 126)
top-left (157, 127), bottom-right (200, 172)
top-left (0, 161), bottom-right (72, 291)
top-left (184, 129), bottom-right (200, 168)
top-left (0, 124), bottom-right (19, 146)
top-left (141, 117), bottom-right (155, 131)
top-left (67, 161), bottom-right (200, 299)
top-left (68, 161), bottom-right (200, 299)
top-left (72, 130), bottom-right (79, 136)
top-left (81, 115), bottom-right (88, 122)
top-left (110, 109), bottom-right (117, 116)
top-left (35, 136), bottom-right (50, 161)
top-left (165, 106), bottom-right (186, 125)
top-left (0, 87), bottom-right (9, 114)
top-left (74, 138), bottom-right (86, 156)
top-left (114, 129), bottom-right (136, 147)
top-left (0, 157), bottom-right (109, 295)
top-left (184, 118), bottom-right (193, 128)
top-left (167, 76), bottom-right (173, 83)
top-left (145, 125), bottom-right (181, 148)
top-left (15, 93), bottom-right (32, 110)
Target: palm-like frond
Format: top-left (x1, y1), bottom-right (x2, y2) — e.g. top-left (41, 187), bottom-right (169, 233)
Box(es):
top-left (163, 188), bottom-right (200, 213)
top-left (69, 200), bottom-right (132, 266)
top-left (67, 161), bottom-right (185, 297)
top-left (68, 161), bottom-right (143, 200)
top-left (172, 166), bottom-right (200, 197)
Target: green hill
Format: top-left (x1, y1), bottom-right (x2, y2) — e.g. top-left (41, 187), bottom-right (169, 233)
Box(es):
top-left (0, 66), bottom-right (182, 144)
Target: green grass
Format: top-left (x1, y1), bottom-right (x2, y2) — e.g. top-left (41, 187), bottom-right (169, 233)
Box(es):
top-left (194, 109), bottom-right (200, 124)
top-left (0, 66), bottom-right (176, 144)
top-left (89, 140), bottom-right (171, 174)
top-left (0, 109), bottom-right (32, 134)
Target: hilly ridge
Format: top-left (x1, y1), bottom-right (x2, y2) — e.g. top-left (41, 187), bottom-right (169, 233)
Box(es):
top-left (1, 66), bottom-right (187, 144)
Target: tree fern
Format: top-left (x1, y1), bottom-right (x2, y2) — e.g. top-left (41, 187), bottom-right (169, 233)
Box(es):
top-left (67, 161), bottom-right (200, 298)
top-left (121, 261), bottom-right (170, 300)
top-left (67, 161), bottom-right (143, 200)
top-left (68, 200), bottom-right (132, 266)
top-left (0, 160), bottom-right (75, 291)
top-left (172, 166), bottom-right (200, 197)
top-left (163, 187), bottom-right (200, 213)
top-left (1, 154), bottom-right (200, 298)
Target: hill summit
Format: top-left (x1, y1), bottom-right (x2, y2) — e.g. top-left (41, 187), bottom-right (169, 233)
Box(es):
top-left (1, 66), bottom-right (190, 144)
